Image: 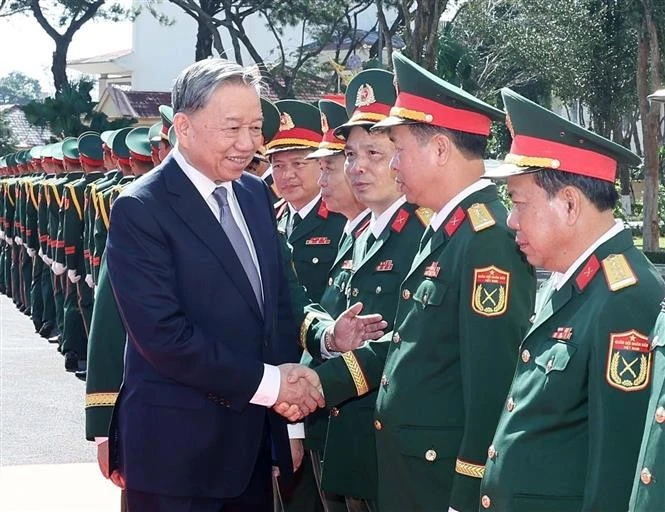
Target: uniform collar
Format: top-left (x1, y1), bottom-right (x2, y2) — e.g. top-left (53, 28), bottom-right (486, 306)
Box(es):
top-left (288, 193), bottom-right (321, 220)
top-left (430, 179), bottom-right (492, 232)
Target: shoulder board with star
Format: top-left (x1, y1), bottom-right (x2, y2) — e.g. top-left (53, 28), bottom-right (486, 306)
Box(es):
top-left (317, 201), bottom-right (330, 219)
top-left (601, 253), bottom-right (638, 292)
top-left (415, 207), bottom-right (434, 227)
top-left (391, 207), bottom-right (410, 233)
top-left (467, 203), bottom-right (496, 232)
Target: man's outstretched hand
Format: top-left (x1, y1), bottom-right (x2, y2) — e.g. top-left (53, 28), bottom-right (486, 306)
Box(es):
top-left (327, 302), bottom-right (387, 353)
top-left (273, 364), bottom-right (325, 421)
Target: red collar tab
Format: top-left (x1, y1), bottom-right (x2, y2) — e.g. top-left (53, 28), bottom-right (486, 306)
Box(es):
top-left (317, 201), bottom-right (330, 219)
top-left (575, 255), bottom-right (600, 291)
top-left (391, 208), bottom-right (410, 233)
top-left (391, 92), bottom-right (492, 136)
top-left (444, 207), bottom-right (466, 237)
top-left (354, 218), bottom-right (371, 238)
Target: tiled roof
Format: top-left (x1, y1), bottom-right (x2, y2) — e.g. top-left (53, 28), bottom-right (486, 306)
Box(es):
top-left (262, 69), bottom-right (332, 102)
top-left (104, 86), bottom-right (172, 118)
top-left (0, 105), bottom-right (53, 148)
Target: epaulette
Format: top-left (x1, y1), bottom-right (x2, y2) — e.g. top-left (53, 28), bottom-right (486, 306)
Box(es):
top-left (391, 207), bottom-right (410, 233)
top-left (415, 207), bottom-right (434, 226)
top-left (317, 200), bottom-right (329, 219)
top-left (467, 203), bottom-right (496, 232)
top-left (601, 253), bottom-right (638, 292)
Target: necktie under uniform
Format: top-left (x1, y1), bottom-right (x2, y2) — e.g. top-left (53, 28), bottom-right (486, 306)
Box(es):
top-left (212, 186), bottom-right (263, 314)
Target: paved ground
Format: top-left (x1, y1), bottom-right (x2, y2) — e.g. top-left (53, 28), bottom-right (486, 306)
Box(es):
top-left (0, 294), bottom-right (120, 511)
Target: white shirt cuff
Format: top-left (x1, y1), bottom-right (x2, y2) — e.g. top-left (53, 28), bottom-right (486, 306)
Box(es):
top-left (287, 423), bottom-right (305, 439)
top-left (249, 364), bottom-right (280, 407)
top-left (95, 437), bottom-right (108, 445)
top-left (320, 326), bottom-right (341, 359)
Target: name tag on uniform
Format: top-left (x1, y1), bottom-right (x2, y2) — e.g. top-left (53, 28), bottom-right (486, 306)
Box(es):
top-left (306, 237), bottom-right (331, 245)
top-left (376, 260), bottom-right (393, 271)
top-left (424, 261), bottom-right (440, 278)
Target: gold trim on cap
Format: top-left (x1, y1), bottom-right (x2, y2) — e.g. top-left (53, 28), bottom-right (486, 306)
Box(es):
top-left (504, 153), bottom-right (561, 169)
top-left (455, 459), bottom-right (485, 479)
top-left (266, 138), bottom-right (320, 150)
top-left (389, 106), bottom-right (434, 123)
top-left (342, 352), bottom-right (369, 396)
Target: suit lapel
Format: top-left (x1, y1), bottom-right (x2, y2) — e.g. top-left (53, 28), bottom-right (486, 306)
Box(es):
top-left (408, 229), bottom-right (446, 279)
top-left (163, 160), bottom-right (261, 319)
top-left (526, 281), bottom-right (573, 337)
top-left (332, 234), bottom-right (354, 268)
top-left (355, 226), bottom-right (388, 271)
top-left (289, 199), bottom-right (323, 244)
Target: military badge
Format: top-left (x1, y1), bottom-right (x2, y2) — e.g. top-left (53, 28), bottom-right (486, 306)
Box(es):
top-left (505, 113), bottom-right (516, 139)
top-left (602, 254), bottom-right (637, 291)
top-left (606, 330), bottom-right (651, 392)
top-left (552, 327), bottom-right (573, 341)
top-left (321, 112), bottom-right (329, 133)
top-left (341, 259), bottom-right (354, 270)
top-left (356, 84), bottom-right (376, 107)
top-left (415, 207), bottom-right (434, 226)
top-left (306, 237), bottom-right (331, 245)
top-left (575, 255), bottom-right (600, 291)
top-left (424, 261), bottom-right (440, 278)
top-left (317, 201), bottom-right (329, 219)
top-left (444, 207), bottom-right (466, 237)
top-left (391, 208), bottom-right (410, 233)
top-left (376, 260), bottom-right (394, 272)
top-left (279, 112), bottom-right (295, 131)
top-left (472, 266), bottom-right (510, 317)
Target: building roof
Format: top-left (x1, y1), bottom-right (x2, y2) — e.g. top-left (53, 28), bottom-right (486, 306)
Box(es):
top-left (67, 49), bottom-right (133, 76)
top-left (96, 86), bottom-right (172, 119)
top-left (0, 105), bottom-right (53, 148)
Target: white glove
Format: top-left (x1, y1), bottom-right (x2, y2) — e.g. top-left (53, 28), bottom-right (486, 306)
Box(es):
top-left (43, 254), bottom-right (53, 266)
top-left (0, 230), bottom-right (4, 240)
top-left (14, 236), bottom-right (22, 246)
top-left (67, 269), bottom-right (81, 283)
top-left (6, 236), bottom-right (13, 246)
top-left (85, 274), bottom-right (94, 289)
top-left (27, 248), bottom-right (36, 258)
top-left (51, 261), bottom-right (66, 275)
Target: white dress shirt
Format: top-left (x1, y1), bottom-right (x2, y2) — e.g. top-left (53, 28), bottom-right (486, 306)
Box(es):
top-left (287, 194), bottom-right (321, 237)
top-left (369, 196), bottom-right (407, 238)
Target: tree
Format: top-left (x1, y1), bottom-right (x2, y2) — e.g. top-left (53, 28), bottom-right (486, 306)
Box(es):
top-left (0, 71), bottom-right (43, 105)
top-left (22, 78), bottom-right (135, 138)
top-left (4, 1), bottom-right (129, 93)
top-left (0, 114), bottom-right (16, 154)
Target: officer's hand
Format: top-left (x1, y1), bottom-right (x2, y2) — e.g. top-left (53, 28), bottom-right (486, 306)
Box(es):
top-left (14, 236), bottom-right (22, 246)
top-left (329, 302), bottom-right (387, 353)
top-left (96, 439), bottom-right (111, 478)
top-left (27, 248), bottom-right (36, 258)
top-left (67, 269), bottom-right (81, 284)
top-left (51, 261), bottom-right (66, 275)
top-left (289, 439), bottom-right (304, 472)
top-left (85, 274), bottom-right (94, 289)
top-left (43, 254), bottom-right (53, 266)
top-left (6, 236), bottom-right (12, 246)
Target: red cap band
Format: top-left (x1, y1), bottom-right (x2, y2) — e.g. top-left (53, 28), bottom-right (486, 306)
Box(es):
top-left (266, 127), bottom-right (322, 150)
top-left (392, 92), bottom-right (492, 136)
top-left (79, 154), bottom-right (104, 167)
top-left (129, 150), bottom-right (153, 163)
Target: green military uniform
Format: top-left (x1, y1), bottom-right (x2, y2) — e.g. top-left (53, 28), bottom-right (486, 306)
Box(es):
top-left (0, 156), bottom-right (7, 295)
top-left (260, 98), bottom-right (281, 205)
top-left (478, 89), bottom-right (665, 512)
top-left (314, 54), bottom-right (537, 512)
top-left (629, 306), bottom-right (665, 512)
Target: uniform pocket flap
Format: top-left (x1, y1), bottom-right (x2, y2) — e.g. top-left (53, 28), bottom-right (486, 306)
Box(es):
top-left (412, 280), bottom-right (446, 307)
top-left (534, 341), bottom-right (576, 373)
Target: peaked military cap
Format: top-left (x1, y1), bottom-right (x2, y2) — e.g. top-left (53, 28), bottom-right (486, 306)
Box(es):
top-left (334, 69), bottom-right (396, 138)
top-left (307, 97), bottom-right (348, 159)
top-left (265, 100), bottom-right (322, 154)
top-left (168, 125), bottom-right (177, 148)
top-left (60, 138), bottom-right (80, 166)
top-left (29, 145), bottom-right (44, 162)
top-left (159, 105), bottom-right (174, 141)
top-left (41, 143), bottom-right (53, 163)
top-left (374, 52), bottom-right (504, 135)
top-left (78, 132), bottom-right (104, 166)
top-left (51, 142), bottom-right (64, 163)
top-left (261, 97), bottom-right (280, 145)
top-left (16, 150), bottom-right (31, 166)
top-left (126, 126), bottom-right (153, 162)
top-left (110, 127), bottom-right (132, 165)
top-left (484, 88), bottom-right (641, 183)
top-left (148, 122), bottom-right (162, 147)
top-left (5, 152), bottom-right (17, 170)
top-left (100, 130), bottom-right (115, 149)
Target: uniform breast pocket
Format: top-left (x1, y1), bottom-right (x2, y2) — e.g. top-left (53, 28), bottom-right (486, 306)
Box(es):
top-left (362, 270), bottom-right (402, 298)
top-left (412, 279), bottom-right (447, 309)
top-left (534, 340), bottom-right (577, 375)
top-left (296, 244), bottom-right (335, 269)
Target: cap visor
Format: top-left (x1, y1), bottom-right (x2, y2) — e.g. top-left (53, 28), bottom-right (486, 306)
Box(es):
top-left (482, 161), bottom-right (539, 179)
top-left (306, 147), bottom-right (341, 159)
top-left (266, 144), bottom-right (318, 156)
top-left (371, 115), bottom-right (416, 130)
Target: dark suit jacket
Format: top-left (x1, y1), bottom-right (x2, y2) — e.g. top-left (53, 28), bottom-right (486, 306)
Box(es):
top-left (106, 155), bottom-right (298, 498)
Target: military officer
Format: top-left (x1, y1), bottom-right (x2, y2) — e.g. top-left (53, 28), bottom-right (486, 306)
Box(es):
top-left (148, 122), bottom-right (163, 166)
top-left (257, 98), bottom-right (281, 204)
top-left (156, 104), bottom-right (174, 162)
top-left (297, 53), bottom-right (537, 512)
top-left (629, 303), bottom-right (665, 512)
top-left (478, 89), bottom-right (665, 512)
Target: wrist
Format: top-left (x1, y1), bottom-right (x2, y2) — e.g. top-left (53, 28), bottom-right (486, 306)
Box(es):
top-left (324, 326), bottom-right (336, 353)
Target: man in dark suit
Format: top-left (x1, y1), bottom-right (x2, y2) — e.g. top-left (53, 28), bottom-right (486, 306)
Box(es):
top-left (106, 59), bottom-right (325, 512)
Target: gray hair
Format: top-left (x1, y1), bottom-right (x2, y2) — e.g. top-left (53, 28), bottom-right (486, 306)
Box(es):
top-left (171, 58), bottom-right (263, 115)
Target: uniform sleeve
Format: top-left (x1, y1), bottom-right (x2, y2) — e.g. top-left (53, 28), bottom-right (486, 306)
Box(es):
top-left (449, 228), bottom-right (536, 512)
top-left (300, 305), bottom-right (334, 361)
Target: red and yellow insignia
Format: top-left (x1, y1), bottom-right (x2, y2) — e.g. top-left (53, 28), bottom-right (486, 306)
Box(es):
top-left (321, 113), bottom-right (329, 133)
top-left (575, 255), bottom-right (600, 291)
top-left (552, 327), bottom-right (573, 341)
top-left (472, 266), bottom-right (510, 317)
top-left (444, 207), bottom-right (466, 237)
top-left (306, 237), bottom-right (331, 245)
top-left (341, 259), bottom-right (353, 270)
top-left (391, 208), bottom-right (410, 233)
top-left (317, 201), bottom-right (329, 219)
top-left (376, 260), bottom-right (394, 272)
top-left (606, 330), bottom-right (652, 392)
top-left (356, 84), bottom-right (376, 107)
top-left (424, 261), bottom-right (440, 278)
top-left (279, 112), bottom-right (295, 131)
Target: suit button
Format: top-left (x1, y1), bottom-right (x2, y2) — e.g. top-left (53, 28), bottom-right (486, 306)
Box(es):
top-left (487, 445), bottom-right (497, 459)
top-left (641, 468), bottom-right (653, 485)
top-left (380, 375), bottom-right (388, 388)
top-left (328, 277), bottom-right (333, 286)
top-left (655, 406), bottom-right (665, 424)
top-left (312, 257), bottom-right (319, 264)
top-left (374, 419), bottom-right (382, 431)
top-left (481, 495), bottom-right (491, 509)
top-left (546, 358), bottom-right (554, 372)
top-left (521, 349), bottom-right (530, 363)
top-left (330, 407), bottom-right (340, 417)
top-left (506, 397), bottom-right (515, 412)
top-left (402, 289), bottom-right (411, 300)
top-left (375, 286), bottom-right (382, 294)
top-left (392, 332), bottom-right (400, 344)
top-left (424, 449), bottom-right (437, 462)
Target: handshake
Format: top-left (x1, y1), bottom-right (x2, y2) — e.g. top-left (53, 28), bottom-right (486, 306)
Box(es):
top-left (273, 364), bottom-right (325, 422)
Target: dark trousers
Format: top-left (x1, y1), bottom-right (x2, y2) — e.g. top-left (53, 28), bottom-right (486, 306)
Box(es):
top-left (40, 264), bottom-right (56, 327)
top-left (61, 278), bottom-right (86, 355)
top-left (20, 247), bottom-right (32, 311)
top-left (30, 255), bottom-right (44, 331)
top-left (53, 273), bottom-right (65, 335)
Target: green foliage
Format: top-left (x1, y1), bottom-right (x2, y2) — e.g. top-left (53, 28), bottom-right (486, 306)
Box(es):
top-left (0, 115), bottom-right (15, 154)
top-left (6, 0), bottom-right (130, 24)
top-left (0, 72), bottom-right (43, 105)
top-left (22, 79), bottom-right (135, 138)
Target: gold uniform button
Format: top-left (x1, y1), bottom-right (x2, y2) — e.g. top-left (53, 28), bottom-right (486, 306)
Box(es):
top-left (424, 449), bottom-right (437, 462)
top-left (641, 468), bottom-right (653, 485)
top-left (422, 293), bottom-right (428, 305)
top-left (374, 420), bottom-right (382, 431)
top-left (312, 257), bottom-right (319, 264)
top-left (352, 288), bottom-right (359, 297)
top-left (376, 286), bottom-right (382, 294)
top-left (402, 289), bottom-right (411, 300)
top-left (380, 375), bottom-right (388, 387)
top-left (328, 277), bottom-right (333, 286)
top-left (655, 406), bottom-right (665, 424)
top-left (521, 349), bottom-right (531, 363)
top-left (546, 358), bottom-right (554, 372)
top-left (506, 397), bottom-right (515, 412)
top-left (330, 407), bottom-right (340, 417)
top-left (392, 332), bottom-right (401, 344)
top-left (487, 445), bottom-right (497, 459)
top-left (481, 495), bottom-right (491, 509)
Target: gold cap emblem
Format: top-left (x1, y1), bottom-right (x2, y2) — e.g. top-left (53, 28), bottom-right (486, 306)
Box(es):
top-left (356, 84), bottom-right (376, 107)
top-left (279, 112), bottom-right (295, 131)
top-left (321, 113), bottom-right (329, 133)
